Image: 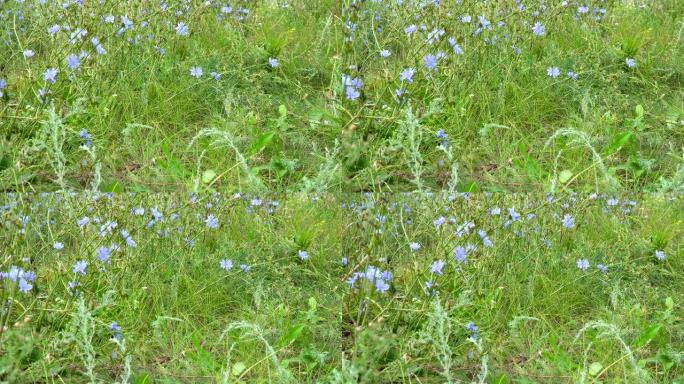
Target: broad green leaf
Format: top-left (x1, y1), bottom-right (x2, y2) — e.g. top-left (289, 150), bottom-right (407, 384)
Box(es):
top-left (231, 362), bottom-right (246, 377)
top-left (559, 170), bottom-right (573, 184)
top-left (201, 169), bottom-right (216, 184)
top-left (633, 324), bottom-right (661, 349)
top-left (603, 132), bottom-right (632, 155)
top-left (589, 362), bottom-right (603, 376)
top-left (635, 104), bottom-right (644, 118)
top-left (279, 324), bottom-right (305, 347)
top-left (250, 131), bottom-right (275, 154)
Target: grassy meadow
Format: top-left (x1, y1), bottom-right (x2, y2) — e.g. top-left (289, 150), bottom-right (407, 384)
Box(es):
top-left (1, 193), bottom-right (683, 383)
top-left (1, 0), bottom-right (683, 383)
top-left (0, 0), bottom-right (682, 192)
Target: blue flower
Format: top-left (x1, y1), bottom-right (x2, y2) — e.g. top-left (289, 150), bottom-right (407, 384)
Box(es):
top-left (655, 250), bottom-right (665, 261)
top-left (97, 246), bottom-right (111, 263)
top-left (567, 71), bottom-right (578, 81)
top-left (508, 207), bottom-right (520, 221)
top-left (423, 54), bottom-right (438, 70)
top-left (447, 37), bottom-right (463, 54)
top-left (547, 67), bottom-right (560, 78)
top-left (23, 49), bottom-right (35, 58)
top-left (175, 22), bottom-right (189, 36)
top-left (532, 22), bottom-right (545, 36)
top-left (53, 242), bottom-right (64, 250)
top-left (597, 264), bottom-right (608, 273)
top-left (68, 281), bottom-right (81, 296)
top-left (80, 129), bottom-right (93, 147)
top-left (43, 68), bottom-right (58, 83)
top-left (466, 322), bottom-right (479, 340)
top-left (478, 229), bottom-right (493, 247)
top-left (19, 278), bottom-right (33, 293)
top-left (430, 260), bottom-right (445, 276)
top-left (205, 214), bottom-right (219, 229)
top-left (453, 246), bottom-right (468, 263)
top-left (298, 250), bottom-right (309, 261)
top-left (220, 259), bottom-right (233, 270)
top-left (91, 38), bottom-right (106, 55)
top-left (121, 230), bottom-right (136, 247)
top-left (375, 279), bottom-right (390, 293)
top-left (379, 49), bottom-right (391, 58)
top-left (345, 86), bottom-right (360, 101)
top-left (576, 258), bottom-right (590, 271)
top-left (190, 66), bottom-right (203, 78)
top-left (562, 214), bottom-right (575, 229)
top-left (111, 322), bottom-right (122, 340)
top-left (268, 57), bottom-right (279, 68)
top-left (409, 242), bottom-right (421, 251)
top-left (625, 58), bottom-right (636, 68)
top-left (400, 68), bottom-right (416, 83)
top-left (77, 216), bottom-right (90, 227)
top-left (66, 54), bottom-right (81, 70)
top-left (73, 260), bottom-right (88, 276)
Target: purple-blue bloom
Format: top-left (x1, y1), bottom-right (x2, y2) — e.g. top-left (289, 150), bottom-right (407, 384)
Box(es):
top-left (220, 259), bottom-right (234, 270)
top-left (547, 67), bottom-right (560, 78)
top-left (19, 278), bottom-right (33, 293)
top-left (423, 54), bottom-right (438, 70)
top-left (97, 246), bottom-right (111, 263)
top-left (205, 214), bottom-right (219, 229)
top-left (43, 68), bottom-right (58, 83)
top-left (73, 260), bottom-right (88, 276)
top-left (453, 246), bottom-right (468, 263)
top-left (400, 68), bottom-right (416, 83)
top-left (532, 22), bottom-right (546, 36)
top-left (190, 66), bottom-right (203, 78)
top-left (562, 214), bottom-right (575, 229)
top-left (577, 258), bottom-right (590, 271)
top-left (66, 54), bottom-right (81, 70)
top-left (175, 22), bottom-right (189, 36)
top-left (345, 86), bottom-right (360, 101)
top-left (430, 260), bottom-right (445, 276)
top-left (375, 278), bottom-right (390, 293)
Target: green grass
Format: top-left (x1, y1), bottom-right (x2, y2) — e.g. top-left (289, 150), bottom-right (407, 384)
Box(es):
top-left (1, 1), bottom-right (683, 383)
top-left (0, 0), bottom-right (682, 192)
top-left (1, 193), bottom-right (682, 382)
